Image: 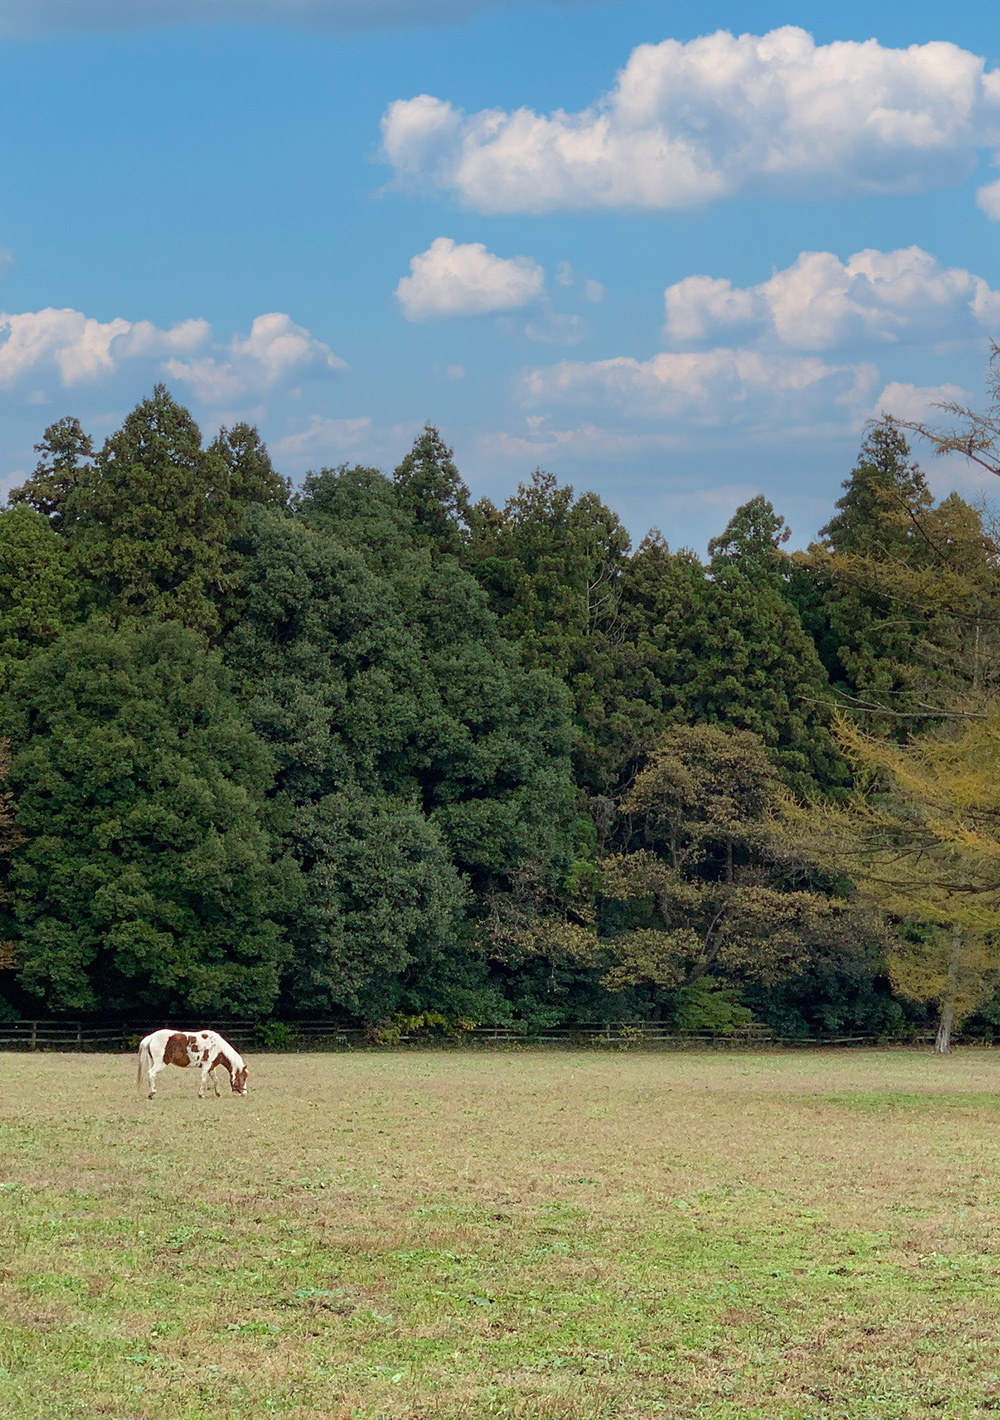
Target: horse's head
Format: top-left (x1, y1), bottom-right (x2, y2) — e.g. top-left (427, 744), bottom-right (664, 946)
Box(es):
top-left (232, 1064), bottom-right (248, 1095)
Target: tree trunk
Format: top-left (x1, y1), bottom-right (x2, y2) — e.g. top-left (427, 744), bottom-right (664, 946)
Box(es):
top-left (935, 997), bottom-right (955, 1055)
top-left (934, 924), bottom-right (962, 1055)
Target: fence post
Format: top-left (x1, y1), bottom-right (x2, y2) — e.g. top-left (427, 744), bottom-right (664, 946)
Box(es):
top-left (29, 1021), bottom-right (37, 1051)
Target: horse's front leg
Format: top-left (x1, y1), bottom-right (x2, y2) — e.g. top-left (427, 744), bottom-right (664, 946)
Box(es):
top-left (209, 1067), bottom-right (221, 1097)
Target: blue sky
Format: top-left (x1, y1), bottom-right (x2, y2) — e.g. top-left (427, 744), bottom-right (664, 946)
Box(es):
top-left (1, 0), bottom-right (1000, 551)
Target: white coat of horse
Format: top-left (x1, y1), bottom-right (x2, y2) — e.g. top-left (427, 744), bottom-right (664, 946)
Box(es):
top-left (137, 1028), bottom-right (248, 1099)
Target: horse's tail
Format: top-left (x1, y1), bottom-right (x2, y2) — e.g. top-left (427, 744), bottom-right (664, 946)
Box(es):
top-left (137, 1039), bottom-right (150, 1094)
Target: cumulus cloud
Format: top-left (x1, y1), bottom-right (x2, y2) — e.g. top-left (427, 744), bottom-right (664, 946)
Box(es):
top-left (664, 247), bottom-right (1000, 350)
top-left (0, 0), bottom-right (576, 35)
top-left (0, 306), bottom-right (344, 401)
top-left (166, 313), bottom-right (346, 401)
top-left (381, 27), bottom-right (1000, 214)
top-left (976, 158), bottom-right (1000, 219)
top-left (518, 248), bottom-right (997, 451)
top-left (395, 237), bottom-right (545, 319)
top-left (523, 348), bottom-right (877, 426)
top-left (0, 309), bottom-right (141, 387)
top-left (872, 381), bottom-right (970, 424)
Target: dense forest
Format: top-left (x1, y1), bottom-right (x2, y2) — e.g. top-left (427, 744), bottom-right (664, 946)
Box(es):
top-left (3, 375), bottom-right (1000, 1045)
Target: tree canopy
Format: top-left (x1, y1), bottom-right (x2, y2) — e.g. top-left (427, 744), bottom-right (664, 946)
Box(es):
top-left (2, 389), bottom-right (999, 1042)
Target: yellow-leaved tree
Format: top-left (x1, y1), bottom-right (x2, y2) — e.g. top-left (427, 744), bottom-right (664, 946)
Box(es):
top-left (786, 707), bottom-right (1000, 1051)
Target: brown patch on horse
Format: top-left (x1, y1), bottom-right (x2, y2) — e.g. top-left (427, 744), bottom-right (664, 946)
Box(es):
top-left (163, 1032), bottom-right (193, 1067)
top-left (211, 1051), bottom-right (232, 1077)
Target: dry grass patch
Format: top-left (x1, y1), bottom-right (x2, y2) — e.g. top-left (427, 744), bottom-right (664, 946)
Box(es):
top-left (3, 1049), bottom-right (1000, 1417)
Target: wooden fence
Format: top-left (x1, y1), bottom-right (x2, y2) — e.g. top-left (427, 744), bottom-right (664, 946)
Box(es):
top-left (0, 1019), bottom-right (957, 1053)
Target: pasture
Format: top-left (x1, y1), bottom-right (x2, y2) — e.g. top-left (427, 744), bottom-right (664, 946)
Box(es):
top-left (3, 1050), bottom-right (1000, 1419)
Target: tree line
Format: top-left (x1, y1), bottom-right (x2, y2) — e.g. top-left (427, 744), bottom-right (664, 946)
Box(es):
top-left (2, 374), bottom-right (1000, 1045)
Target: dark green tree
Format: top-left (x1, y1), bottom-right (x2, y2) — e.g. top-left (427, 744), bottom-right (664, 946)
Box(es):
top-left (69, 388), bottom-right (231, 635)
top-left (224, 505), bottom-right (470, 1015)
top-left (615, 511), bottom-right (845, 794)
top-left (289, 465), bottom-right (586, 1020)
top-left (793, 420), bottom-right (1000, 720)
top-left (0, 738), bottom-right (22, 982)
top-left (8, 389), bottom-right (288, 640)
top-left (700, 503), bottom-right (845, 792)
top-left (707, 493), bottom-right (791, 580)
top-left (820, 419), bottom-right (932, 557)
top-left (469, 470), bottom-right (641, 794)
top-left (0, 505), bottom-right (80, 693)
top-left (209, 422), bottom-right (291, 511)
top-left (392, 425), bottom-right (471, 556)
top-left (3, 619), bottom-right (296, 1015)
top-left (297, 465), bottom-right (580, 887)
top-left (8, 416), bottom-right (94, 534)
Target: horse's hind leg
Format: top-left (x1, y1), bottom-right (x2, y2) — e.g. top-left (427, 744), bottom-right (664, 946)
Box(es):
top-left (147, 1063), bottom-right (164, 1099)
top-left (210, 1068), bottom-right (221, 1097)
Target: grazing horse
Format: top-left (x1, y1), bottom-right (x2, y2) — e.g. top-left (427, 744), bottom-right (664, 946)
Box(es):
top-left (137, 1029), bottom-right (248, 1100)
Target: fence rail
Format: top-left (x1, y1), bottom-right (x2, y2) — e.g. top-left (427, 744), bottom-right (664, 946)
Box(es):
top-left (0, 1019), bottom-right (963, 1053)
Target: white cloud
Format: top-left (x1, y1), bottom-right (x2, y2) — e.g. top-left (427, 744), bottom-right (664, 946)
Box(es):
top-left (0, 306), bottom-right (344, 402)
top-left (0, 308), bottom-right (134, 386)
top-left (871, 381), bottom-right (969, 424)
top-left (166, 313), bottom-right (346, 401)
top-left (523, 348), bottom-right (877, 426)
top-left (976, 158), bottom-right (1000, 219)
top-left (381, 27), bottom-right (1000, 214)
top-left (664, 247), bottom-right (1000, 350)
top-left (118, 317), bottom-right (213, 358)
top-left (395, 237), bottom-right (545, 319)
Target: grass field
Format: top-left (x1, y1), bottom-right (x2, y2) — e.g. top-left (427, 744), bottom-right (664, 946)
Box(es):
top-left (4, 1049), bottom-right (1000, 1419)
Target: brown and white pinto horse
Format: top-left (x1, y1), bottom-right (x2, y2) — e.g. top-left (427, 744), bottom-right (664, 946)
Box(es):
top-left (137, 1029), bottom-right (248, 1099)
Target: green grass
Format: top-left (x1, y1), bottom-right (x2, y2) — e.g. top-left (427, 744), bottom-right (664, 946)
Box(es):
top-left (4, 1048), bottom-right (1000, 1418)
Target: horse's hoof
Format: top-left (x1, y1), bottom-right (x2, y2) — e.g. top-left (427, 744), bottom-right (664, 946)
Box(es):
top-left (147, 1093), bottom-right (155, 1100)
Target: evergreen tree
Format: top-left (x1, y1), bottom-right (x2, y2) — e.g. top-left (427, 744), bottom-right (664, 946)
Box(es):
top-left (707, 493), bottom-right (791, 580)
top-left (3, 619), bottom-right (296, 1015)
top-left (0, 738), bottom-right (22, 981)
top-left (297, 465), bottom-right (580, 888)
top-left (224, 505), bottom-right (470, 1015)
top-left (71, 388), bottom-right (231, 635)
top-left (8, 389), bottom-right (288, 640)
top-left (790, 421), bottom-right (993, 720)
top-left (8, 416), bottom-right (94, 533)
top-left (0, 506), bottom-right (80, 693)
top-left (820, 420), bottom-right (932, 557)
top-left (392, 425), bottom-right (471, 556)
top-left (469, 470), bottom-right (640, 794)
top-left (209, 422), bottom-right (291, 511)
top-left (618, 507), bottom-right (846, 794)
